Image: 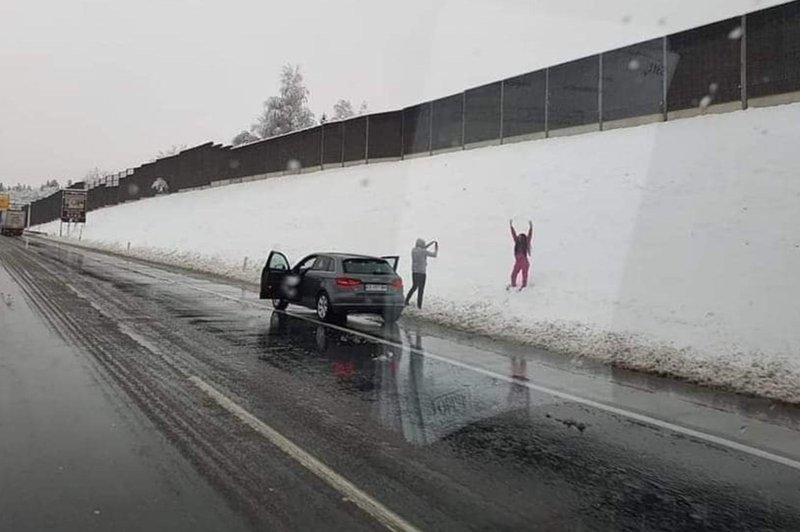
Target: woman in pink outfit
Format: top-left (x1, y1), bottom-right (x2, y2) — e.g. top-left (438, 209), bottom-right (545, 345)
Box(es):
top-left (509, 220), bottom-right (533, 289)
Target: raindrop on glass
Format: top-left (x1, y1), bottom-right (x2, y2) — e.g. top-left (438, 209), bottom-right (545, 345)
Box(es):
top-left (286, 159), bottom-right (301, 172)
top-left (728, 26), bottom-right (743, 40)
top-left (699, 95), bottom-right (713, 110)
top-left (627, 59), bottom-right (641, 71)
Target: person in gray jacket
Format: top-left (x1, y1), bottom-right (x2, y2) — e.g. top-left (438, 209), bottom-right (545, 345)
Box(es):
top-left (405, 238), bottom-right (438, 309)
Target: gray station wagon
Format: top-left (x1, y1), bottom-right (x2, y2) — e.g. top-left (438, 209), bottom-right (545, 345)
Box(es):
top-left (260, 251), bottom-right (405, 323)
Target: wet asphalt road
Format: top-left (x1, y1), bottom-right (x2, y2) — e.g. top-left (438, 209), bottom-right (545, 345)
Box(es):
top-left (1, 237), bottom-right (799, 531)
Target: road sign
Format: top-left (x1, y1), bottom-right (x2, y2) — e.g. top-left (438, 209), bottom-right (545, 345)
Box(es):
top-left (61, 189), bottom-right (87, 223)
top-left (0, 194), bottom-right (9, 210)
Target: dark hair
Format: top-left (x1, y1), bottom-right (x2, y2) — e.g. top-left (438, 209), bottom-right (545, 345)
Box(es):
top-left (514, 233), bottom-right (529, 255)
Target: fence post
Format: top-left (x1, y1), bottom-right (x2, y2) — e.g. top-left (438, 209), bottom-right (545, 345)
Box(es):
top-left (662, 36), bottom-right (669, 121)
top-left (400, 110), bottom-right (405, 159)
top-left (461, 92), bottom-right (466, 149)
top-left (340, 121), bottom-right (345, 167)
top-left (499, 80), bottom-right (505, 144)
top-left (544, 68), bottom-right (550, 138)
top-left (428, 101), bottom-right (433, 155)
top-left (320, 124), bottom-right (325, 170)
top-left (598, 54), bottom-right (604, 130)
top-left (365, 115), bottom-right (370, 163)
top-left (740, 14), bottom-right (748, 110)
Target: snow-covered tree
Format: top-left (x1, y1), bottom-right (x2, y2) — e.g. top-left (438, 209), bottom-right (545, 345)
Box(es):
top-left (151, 177), bottom-right (169, 194)
top-left (332, 99), bottom-right (355, 120)
top-left (358, 101), bottom-right (368, 115)
top-left (84, 167), bottom-right (107, 182)
top-left (252, 64), bottom-right (315, 138)
top-left (155, 144), bottom-right (187, 159)
top-left (231, 130), bottom-right (260, 146)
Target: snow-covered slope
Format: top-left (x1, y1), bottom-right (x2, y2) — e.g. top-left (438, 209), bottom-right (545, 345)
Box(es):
top-left (36, 103), bottom-right (800, 403)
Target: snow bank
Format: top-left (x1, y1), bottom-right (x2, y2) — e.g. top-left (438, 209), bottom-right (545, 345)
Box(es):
top-left (36, 104), bottom-right (800, 403)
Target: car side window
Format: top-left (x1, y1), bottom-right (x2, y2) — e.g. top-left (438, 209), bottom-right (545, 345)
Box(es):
top-left (326, 258), bottom-right (336, 272)
top-left (311, 256), bottom-right (328, 271)
top-left (295, 255), bottom-right (317, 273)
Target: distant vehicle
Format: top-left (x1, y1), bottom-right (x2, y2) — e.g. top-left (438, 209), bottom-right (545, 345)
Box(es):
top-left (0, 209), bottom-right (25, 237)
top-left (260, 251), bottom-right (404, 323)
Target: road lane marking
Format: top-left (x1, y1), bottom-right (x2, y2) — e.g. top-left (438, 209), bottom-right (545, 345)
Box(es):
top-left (188, 376), bottom-right (422, 532)
top-left (31, 238), bottom-right (800, 473)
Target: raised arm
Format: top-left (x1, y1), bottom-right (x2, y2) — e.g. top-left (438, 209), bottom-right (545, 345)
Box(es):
top-left (427, 241), bottom-right (439, 257)
top-left (510, 220), bottom-right (517, 241)
top-left (527, 221), bottom-right (533, 241)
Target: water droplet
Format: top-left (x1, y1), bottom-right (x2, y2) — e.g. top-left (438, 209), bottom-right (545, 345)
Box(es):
top-left (628, 59), bottom-right (641, 71)
top-left (228, 159), bottom-right (240, 169)
top-left (699, 95), bottom-right (713, 110)
top-left (127, 183), bottom-right (139, 196)
top-left (708, 82), bottom-right (719, 94)
top-left (728, 26), bottom-right (744, 40)
top-left (286, 159), bottom-right (301, 172)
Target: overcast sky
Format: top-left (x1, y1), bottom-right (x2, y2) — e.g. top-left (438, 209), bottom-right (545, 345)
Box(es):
top-left (0, 0), bottom-right (780, 185)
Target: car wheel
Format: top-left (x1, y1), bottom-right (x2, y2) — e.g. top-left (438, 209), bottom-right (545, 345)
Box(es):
top-left (316, 292), bottom-right (333, 322)
top-left (272, 298), bottom-right (289, 310)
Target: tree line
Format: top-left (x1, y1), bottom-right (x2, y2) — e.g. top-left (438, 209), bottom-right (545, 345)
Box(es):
top-left (231, 64), bottom-right (366, 146)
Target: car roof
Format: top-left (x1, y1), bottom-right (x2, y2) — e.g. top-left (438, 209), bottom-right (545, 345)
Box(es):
top-left (314, 252), bottom-right (385, 261)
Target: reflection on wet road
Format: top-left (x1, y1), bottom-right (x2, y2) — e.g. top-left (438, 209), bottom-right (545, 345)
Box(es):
top-left (2, 236), bottom-right (799, 531)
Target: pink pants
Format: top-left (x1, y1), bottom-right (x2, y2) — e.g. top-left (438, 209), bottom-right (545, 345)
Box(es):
top-left (510, 256), bottom-right (530, 287)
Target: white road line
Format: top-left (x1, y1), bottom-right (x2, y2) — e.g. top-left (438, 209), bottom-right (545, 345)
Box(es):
top-left (35, 239), bottom-right (800, 472)
top-left (188, 376), bottom-right (422, 532)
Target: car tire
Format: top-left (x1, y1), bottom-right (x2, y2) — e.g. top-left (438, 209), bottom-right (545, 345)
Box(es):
top-left (272, 298), bottom-right (289, 310)
top-left (316, 292), bottom-right (335, 322)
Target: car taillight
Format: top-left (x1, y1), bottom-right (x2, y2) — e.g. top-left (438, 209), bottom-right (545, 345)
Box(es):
top-left (335, 277), bottom-right (362, 288)
top-left (391, 277), bottom-right (403, 289)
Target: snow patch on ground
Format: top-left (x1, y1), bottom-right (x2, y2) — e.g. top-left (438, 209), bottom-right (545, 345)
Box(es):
top-left (35, 103), bottom-right (800, 403)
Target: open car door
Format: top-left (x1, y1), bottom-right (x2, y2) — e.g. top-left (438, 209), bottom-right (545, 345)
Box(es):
top-left (381, 256), bottom-right (400, 271)
top-left (260, 251), bottom-right (292, 299)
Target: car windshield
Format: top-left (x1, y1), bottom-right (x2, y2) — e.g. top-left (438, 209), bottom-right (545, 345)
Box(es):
top-left (342, 259), bottom-right (393, 275)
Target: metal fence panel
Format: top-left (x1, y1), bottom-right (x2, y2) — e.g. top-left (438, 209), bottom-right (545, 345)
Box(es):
top-left (297, 127), bottom-right (322, 169)
top-left (342, 116), bottom-right (367, 163)
top-left (402, 103), bottom-right (431, 155)
top-left (666, 17), bottom-right (742, 112)
top-left (322, 122), bottom-right (344, 165)
top-left (464, 81), bottom-right (501, 144)
top-left (602, 39), bottom-right (665, 121)
top-left (549, 56), bottom-right (600, 130)
top-left (747, 2), bottom-right (800, 99)
top-left (502, 70), bottom-right (546, 138)
top-left (431, 94), bottom-right (463, 151)
top-left (367, 111), bottom-right (402, 160)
